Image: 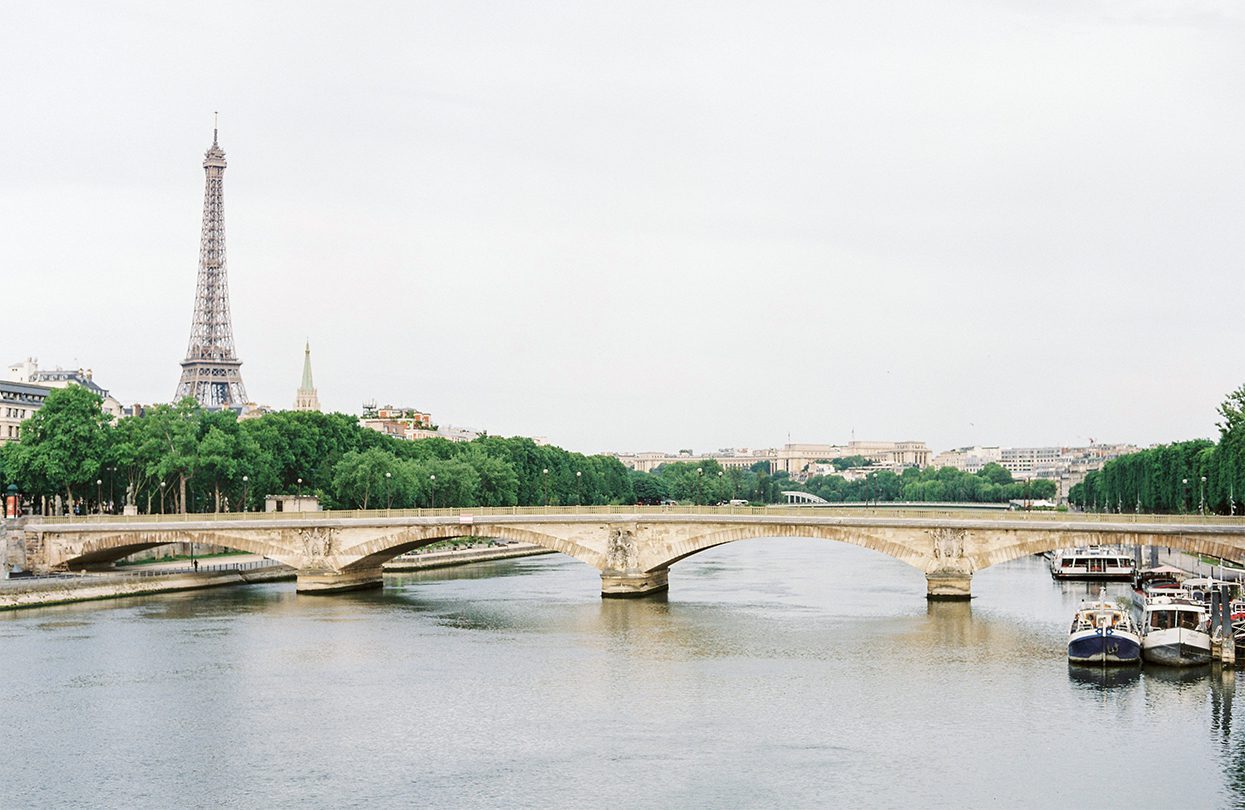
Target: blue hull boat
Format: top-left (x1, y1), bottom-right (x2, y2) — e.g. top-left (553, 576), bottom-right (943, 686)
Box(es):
top-left (1067, 629), bottom-right (1141, 665)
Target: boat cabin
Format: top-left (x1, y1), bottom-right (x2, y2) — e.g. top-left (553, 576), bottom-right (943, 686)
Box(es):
top-left (1143, 599), bottom-right (1206, 633)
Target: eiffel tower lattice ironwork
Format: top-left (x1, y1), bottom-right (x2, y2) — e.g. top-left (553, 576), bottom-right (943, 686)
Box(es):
top-left (175, 121), bottom-right (248, 408)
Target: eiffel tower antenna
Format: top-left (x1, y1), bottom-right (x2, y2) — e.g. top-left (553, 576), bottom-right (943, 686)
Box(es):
top-left (174, 119), bottom-right (248, 408)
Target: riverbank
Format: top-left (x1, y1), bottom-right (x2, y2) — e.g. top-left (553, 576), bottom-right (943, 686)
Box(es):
top-left (0, 543), bottom-right (555, 610)
top-left (383, 543), bottom-right (554, 571)
top-left (0, 565), bottom-right (294, 610)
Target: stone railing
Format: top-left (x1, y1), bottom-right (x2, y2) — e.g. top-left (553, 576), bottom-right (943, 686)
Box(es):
top-left (22, 505), bottom-right (1245, 527)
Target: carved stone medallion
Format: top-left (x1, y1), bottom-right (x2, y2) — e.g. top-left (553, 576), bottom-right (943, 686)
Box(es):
top-left (606, 527), bottom-right (638, 572)
top-left (930, 528), bottom-right (965, 561)
top-left (298, 527), bottom-right (337, 568)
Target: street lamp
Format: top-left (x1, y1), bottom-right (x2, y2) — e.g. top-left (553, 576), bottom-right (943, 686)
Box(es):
top-left (242, 475), bottom-right (249, 513)
top-left (159, 481), bottom-right (166, 514)
top-left (576, 470), bottom-right (583, 506)
top-left (1182, 478), bottom-right (1189, 514)
top-left (541, 468), bottom-right (549, 506)
top-left (297, 477), bottom-right (303, 498)
top-left (429, 474), bottom-right (436, 509)
top-left (1200, 475), bottom-right (1207, 516)
top-left (96, 479), bottom-right (102, 514)
top-left (695, 467), bottom-right (703, 505)
top-left (385, 471), bottom-right (393, 509)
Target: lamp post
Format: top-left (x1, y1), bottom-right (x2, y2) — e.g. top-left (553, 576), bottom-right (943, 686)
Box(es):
top-left (242, 475), bottom-right (249, 512)
top-left (695, 467), bottom-right (703, 505)
top-left (1182, 478), bottom-right (1188, 514)
top-left (385, 471), bottom-right (393, 509)
top-left (1200, 475), bottom-right (1207, 516)
top-left (576, 470), bottom-right (583, 506)
top-left (297, 477), bottom-right (303, 499)
top-left (108, 466), bottom-right (116, 512)
top-left (159, 480), bottom-right (166, 514)
top-left (96, 479), bottom-right (102, 514)
top-left (429, 474), bottom-right (437, 508)
top-left (541, 468), bottom-right (549, 507)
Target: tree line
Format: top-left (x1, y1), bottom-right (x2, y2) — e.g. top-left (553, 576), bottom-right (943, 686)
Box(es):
top-left (0, 386), bottom-right (634, 514)
top-left (630, 458), bottom-right (1056, 505)
top-left (0, 385), bottom-right (1071, 516)
top-left (1069, 385), bottom-right (1245, 514)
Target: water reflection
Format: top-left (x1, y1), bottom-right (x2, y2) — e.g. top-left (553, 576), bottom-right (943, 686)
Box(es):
top-left (1066, 663), bottom-right (1142, 689)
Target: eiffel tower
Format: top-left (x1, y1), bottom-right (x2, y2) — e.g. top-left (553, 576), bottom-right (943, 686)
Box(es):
top-left (175, 119), bottom-right (248, 408)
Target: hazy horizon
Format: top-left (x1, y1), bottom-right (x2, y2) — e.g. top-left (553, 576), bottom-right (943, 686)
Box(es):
top-left (3, 1), bottom-right (1242, 455)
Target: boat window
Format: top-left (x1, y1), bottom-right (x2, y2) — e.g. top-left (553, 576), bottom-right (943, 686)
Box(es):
top-left (1177, 611), bottom-right (1201, 631)
top-left (1149, 611), bottom-right (1174, 630)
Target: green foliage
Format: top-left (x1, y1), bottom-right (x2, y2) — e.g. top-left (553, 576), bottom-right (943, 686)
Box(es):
top-left (3, 399), bottom-right (636, 514)
top-left (631, 472), bottom-right (669, 505)
top-left (1072, 439), bottom-right (1215, 513)
top-left (6, 386), bottom-right (112, 504)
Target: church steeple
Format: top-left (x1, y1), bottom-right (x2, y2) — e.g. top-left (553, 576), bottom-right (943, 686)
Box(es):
top-left (294, 340), bottom-right (321, 412)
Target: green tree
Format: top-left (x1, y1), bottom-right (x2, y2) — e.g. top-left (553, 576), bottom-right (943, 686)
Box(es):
top-left (331, 448), bottom-right (401, 509)
top-left (463, 447), bottom-right (520, 507)
top-left (425, 457), bottom-right (480, 507)
top-left (7, 386), bottom-right (112, 510)
top-left (976, 463), bottom-right (1012, 486)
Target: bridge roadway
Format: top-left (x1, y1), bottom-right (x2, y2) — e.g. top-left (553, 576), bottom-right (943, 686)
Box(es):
top-left (15, 506), bottom-right (1245, 599)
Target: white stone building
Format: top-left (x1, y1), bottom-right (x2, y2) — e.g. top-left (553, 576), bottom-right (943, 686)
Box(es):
top-left (1, 359), bottom-right (125, 443)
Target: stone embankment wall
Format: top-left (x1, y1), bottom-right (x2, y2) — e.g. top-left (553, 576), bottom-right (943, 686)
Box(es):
top-left (383, 543), bottom-right (554, 571)
top-left (0, 567), bottom-right (293, 611)
top-left (0, 542), bottom-right (553, 611)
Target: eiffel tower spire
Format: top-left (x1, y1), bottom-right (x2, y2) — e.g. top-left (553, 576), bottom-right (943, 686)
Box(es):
top-left (175, 119), bottom-right (248, 408)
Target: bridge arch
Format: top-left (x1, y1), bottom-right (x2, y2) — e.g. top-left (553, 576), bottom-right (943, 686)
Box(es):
top-left (342, 524), bottom-right (607, 572)
top-left (969, 530), bottom-right (1245, 573)
top-left (650, 523), bottom-right (930, 573)
top-left (55, 530), bottom-right (294, 570)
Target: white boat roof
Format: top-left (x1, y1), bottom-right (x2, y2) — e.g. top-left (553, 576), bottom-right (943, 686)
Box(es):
top-left (1144, 597), bottom-right (1205, 611)
top-left (1138, 565), bottom-right (1186, 576)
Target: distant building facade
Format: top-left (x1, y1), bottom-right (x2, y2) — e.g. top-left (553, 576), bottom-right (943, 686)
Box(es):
top-left (612, 448), bottom-right (778, 475)
top-left (0, 381), bottom-right (51, 443)
top-left (930, 446), bottom-right (1003, 474)
top-left (930, 443), bottom-right (1142, 502)
top-left (775, 441), bottom-right (931, 477)
top-left (610, 440), bottom-right (932, 480)
top-left (1, 359), bottom-right (125, 443)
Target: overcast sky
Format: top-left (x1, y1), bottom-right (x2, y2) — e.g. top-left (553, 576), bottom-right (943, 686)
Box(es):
top-left (2, 1), bottom-right (1243, 455)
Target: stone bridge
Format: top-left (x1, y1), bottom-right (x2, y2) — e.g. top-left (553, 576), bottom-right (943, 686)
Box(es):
top-left (15, 506), bottom-right (1245, 599)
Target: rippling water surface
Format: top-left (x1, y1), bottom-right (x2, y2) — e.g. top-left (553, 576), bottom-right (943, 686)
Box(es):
top-left (5, 539), bottom-right (1243, 808)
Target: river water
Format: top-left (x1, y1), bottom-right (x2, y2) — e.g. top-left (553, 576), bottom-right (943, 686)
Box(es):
top-left (4, 539), bottom-right (1243, 808)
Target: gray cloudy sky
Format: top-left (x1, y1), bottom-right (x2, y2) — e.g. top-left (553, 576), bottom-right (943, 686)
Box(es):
top-left (2, 1), bottom-right (1243, 455)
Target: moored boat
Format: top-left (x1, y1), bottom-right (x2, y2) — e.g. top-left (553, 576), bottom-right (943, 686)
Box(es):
top-left (1050, 547), bottom-right (1135, 581)
top-left (1140, 596), bottom-right (1212, 667)
top-left (1131, 565), bottom-right (1188, 612)
top-left (1067, 590), bottom-right (1141, 665)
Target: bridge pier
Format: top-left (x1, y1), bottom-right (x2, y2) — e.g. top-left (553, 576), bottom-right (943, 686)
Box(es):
top-left (601, 569), bottom-right (668, 598)
top-left (296, 567), bottom-right (384, 594)
top-left (925, 570), bottom-right (972, 600)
